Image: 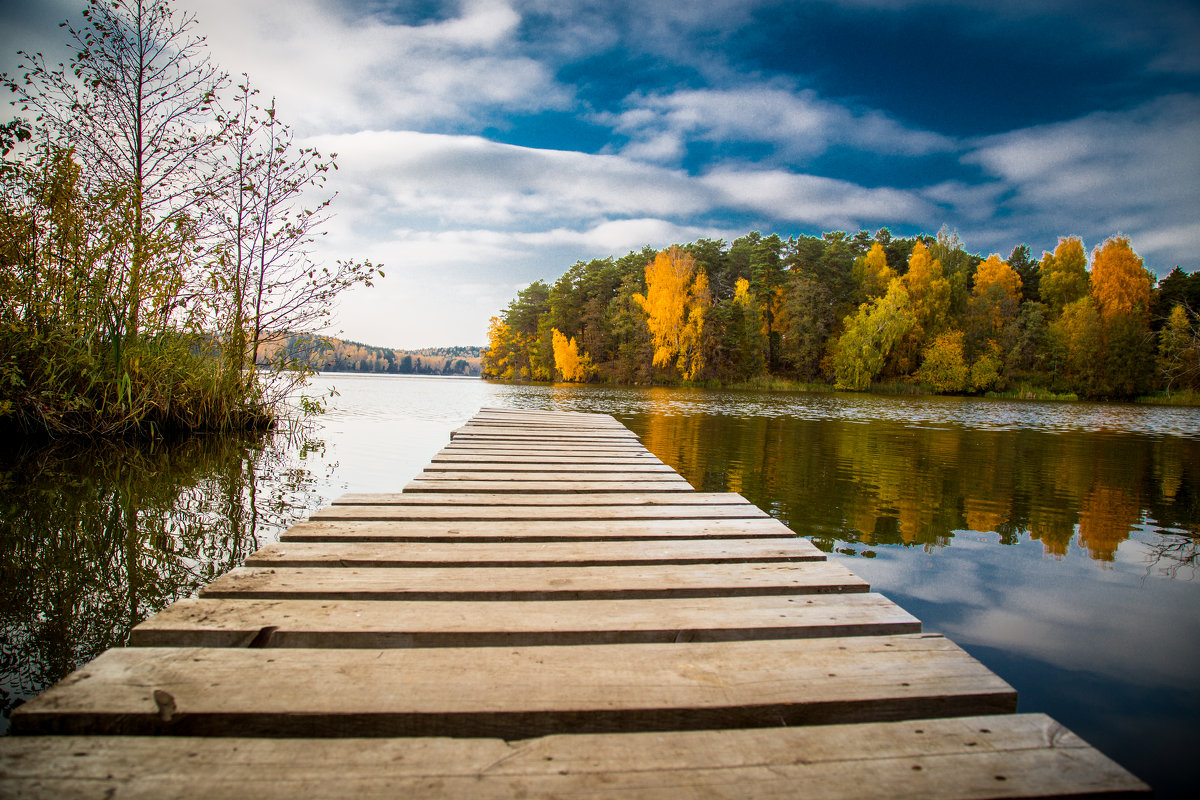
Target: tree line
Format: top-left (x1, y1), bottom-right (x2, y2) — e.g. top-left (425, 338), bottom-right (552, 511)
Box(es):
top-left (483, 228), bottom-right (1200, 400)
top-left (1, 0), bottom-right (380, 437)
top-left (258, 337), bottom-right (480, 376)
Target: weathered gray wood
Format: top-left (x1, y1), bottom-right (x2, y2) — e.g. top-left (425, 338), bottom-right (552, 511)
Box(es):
top-left (311, 504), bottom-right (767, 521)
top-left (453, 426), bottom-right (638, 438)
top-left (11, 636), bottom-right (1016, 737)
top-left (410, 471), bottom-right (692, 484)
top-left (465, 414), bottom-right (628, 423)
top-left (281, 517), bottom-right (798, 542)
top-left (438, 445), bottom-right (658, 456)
top-left (198, 562), bottom-right (869, 600)
top-left (450, 432), bottom-right (639, 441)
top-left (0, 715), bottom-right (1150, 798)
top-left (129, 593), bottom-right (918, 648)
top-left (242, 538), bottom-right (825, 568)
top-left (473, 409), bottom-right (623, 424)
top-left (333, 492), bottom-right (753, 507)
top-left (443, 439), bottom-right (648, 449)
top-left (425, 461), bottom-right (676, 472)
top-left (403, 480), bottom-right (694, 494)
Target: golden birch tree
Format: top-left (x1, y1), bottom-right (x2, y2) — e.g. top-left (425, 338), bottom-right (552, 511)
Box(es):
top-left (634, 246), bottom-right (710, 378)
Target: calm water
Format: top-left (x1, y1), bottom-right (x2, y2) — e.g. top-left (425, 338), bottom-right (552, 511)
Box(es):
top-left (2, 374), bottom-right (1197, 795)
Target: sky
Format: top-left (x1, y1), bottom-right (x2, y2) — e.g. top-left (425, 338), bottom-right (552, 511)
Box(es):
top-left (3, 0), bottom-right (1199, 348)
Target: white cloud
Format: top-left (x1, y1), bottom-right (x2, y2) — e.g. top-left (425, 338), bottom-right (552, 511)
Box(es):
top-left (959, 94), bottom-right (1200, 267)
top-left (602, 85), bottom-right (954, 166)
top-left (174, 0), bottom-right (569, 134)
top-left (702, 167), bottom-right (936, 229)
top-left (305, 129), bottom-right (719, 227)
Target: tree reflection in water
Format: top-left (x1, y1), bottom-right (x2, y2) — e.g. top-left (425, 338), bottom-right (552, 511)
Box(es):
top-left (632, 411), bottom-right (1200, 569)
top-left (0, 432), bottom-right (326, 732)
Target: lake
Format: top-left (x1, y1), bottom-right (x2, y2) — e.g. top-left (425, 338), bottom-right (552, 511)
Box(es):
top-left (2, 373), bottom-right (1197, 796)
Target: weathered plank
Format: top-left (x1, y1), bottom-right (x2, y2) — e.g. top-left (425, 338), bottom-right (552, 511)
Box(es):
top-left (473, 410), bottom-right (623, 424)
top-left (451, 430), bottom-right (638, 441)
top-left (281, 517), bottom-right (798, 542)
top-left (129, 593), bottom-right (918, 648)
top-left (410, 471), bottom-right (692, 484)
top-left (310, 504), bottom-right (767, 521)
top-left (453, 426), bottom-right (638, 438)
top-left (442, 439), bottom-right (648, 449)
top-left (333, 492), bottom-right (754, 507)
top-left (198, 562), bottom-right (869, 600)
top-left (242, 538), bottom-right (825, 568)
top-left (11, 636), bottom-right (1016, 738)
top-left (403, 480), bottom-right (695, 494)
top-left (425, 461), bottom-right (676, 472)
top-left (0, 715), bottom-right (1150, 798)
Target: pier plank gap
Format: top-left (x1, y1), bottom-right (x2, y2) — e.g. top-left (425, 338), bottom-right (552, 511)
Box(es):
top-left (1, 407), bottom-right (1149, 798)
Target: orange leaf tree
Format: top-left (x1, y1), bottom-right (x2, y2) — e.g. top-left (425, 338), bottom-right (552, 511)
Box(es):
top-left (1090, 236), bottom-right (1152, 321)
top-left (634, 246), bottom-right (711, 379)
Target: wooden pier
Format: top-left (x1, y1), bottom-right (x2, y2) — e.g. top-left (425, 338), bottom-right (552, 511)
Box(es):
top-left (1, 408), bottom-right (1148, 797)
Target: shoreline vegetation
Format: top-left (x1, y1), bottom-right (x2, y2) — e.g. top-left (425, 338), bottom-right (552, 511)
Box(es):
top-left (1, 0), bottom-right (381, 440)
top-left (483, 230), bottom-right (1200, 406)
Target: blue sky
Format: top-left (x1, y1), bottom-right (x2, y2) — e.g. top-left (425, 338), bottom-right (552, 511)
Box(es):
top-left (4, 0), bottom-right (1199, 347)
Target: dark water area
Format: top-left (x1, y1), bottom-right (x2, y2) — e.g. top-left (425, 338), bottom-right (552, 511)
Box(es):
top-left (1, 375), bottom-right (1197, 796)
top-left (0, 433), bottom-right (328, 733)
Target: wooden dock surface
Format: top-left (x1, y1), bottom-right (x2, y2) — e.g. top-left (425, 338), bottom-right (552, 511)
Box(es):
top-left (0, 408), bottom-right (1149, 798)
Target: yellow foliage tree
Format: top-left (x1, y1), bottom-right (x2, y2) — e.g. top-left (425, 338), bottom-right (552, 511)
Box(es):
top-left (852, 242), bottom-right (896, 300)
top-left (481, 316), bottom-right (512, 378)
top-left (916, 329), bottom-right (969, 393)
top-left (973, 254), bottom-right (1022, 301)
top-left (1039, 237), bottom-right (1089, 310)
top-left (634, 246), bottom-right (711, 379)
top-left (903, 241), bottom-right (951, 334)
top-left (969, 254), bottom-right (1023, 341)
top-left (1090, 235), bottom-right (1152, 321)
top-left (551, 328), bottom-right (592, 382)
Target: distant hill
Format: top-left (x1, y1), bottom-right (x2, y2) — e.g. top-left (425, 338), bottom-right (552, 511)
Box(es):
top-left (257, 336), bottom-right (482, 376)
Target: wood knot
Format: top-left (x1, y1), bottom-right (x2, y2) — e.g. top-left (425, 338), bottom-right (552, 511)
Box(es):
top-left (153, 689), bottom-right (177, 722)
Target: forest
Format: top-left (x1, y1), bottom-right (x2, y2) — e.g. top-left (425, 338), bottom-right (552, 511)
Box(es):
top-left (258, 337), bottom-right (480, 376)
top-left (483, 228), bottom-right (1200, 400)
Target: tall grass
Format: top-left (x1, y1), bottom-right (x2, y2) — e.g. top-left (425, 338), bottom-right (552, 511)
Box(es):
top-left (0, 328), bottom-right (275, 439)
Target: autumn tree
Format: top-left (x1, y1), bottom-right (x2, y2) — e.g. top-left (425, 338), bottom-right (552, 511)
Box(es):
top-left (917, 329), bottom-right (969, 393)
top-left (893, 241), bottom-right (949, 373)
top-left (1090, 236), bottom-right (1152, 321)
top-left (481, 316), bottom-right (513, 378)
top-left (1048, 297), bottom-right (1105, 395)
top-left (833, 278), bottom-right (916, 390)
top-left (551, 328), bottom-right (592, 382)
top-left (852, 242), bottom-right (895, 300)
top-left (635, 246), bottom-right (710, 380)
top-left (967, 254), bottom-right (1022, 353)
top-left (1039, 237), bottom-right (1089, 311)
top-left (929, 226), bottom-right (975, 314)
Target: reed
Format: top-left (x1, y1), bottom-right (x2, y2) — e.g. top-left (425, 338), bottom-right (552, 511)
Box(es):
top-left (0, 328), bottom-right (276, 439)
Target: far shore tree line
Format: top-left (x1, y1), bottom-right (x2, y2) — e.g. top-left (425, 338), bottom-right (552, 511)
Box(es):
top-left (483, 228), bottom-right (1200, 400)
top-left (258, 337), bottom-right (480, 376)
top-left (1, 0), bottom-right (380, 438)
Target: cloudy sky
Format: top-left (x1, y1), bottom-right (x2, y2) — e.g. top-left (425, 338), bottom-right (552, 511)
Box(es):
top-left (4, 0), bottom-right (1199, 347)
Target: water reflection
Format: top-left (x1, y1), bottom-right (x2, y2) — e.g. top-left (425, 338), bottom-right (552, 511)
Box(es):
top-left (619, 411), bottom-right (1199, 569)
top-left (0, 433), bottom-right (325, 733)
